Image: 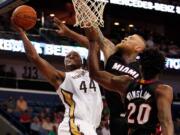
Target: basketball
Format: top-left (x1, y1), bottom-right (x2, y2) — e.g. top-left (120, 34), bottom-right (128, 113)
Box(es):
top-left (11, 5), bottom-right (37, 30)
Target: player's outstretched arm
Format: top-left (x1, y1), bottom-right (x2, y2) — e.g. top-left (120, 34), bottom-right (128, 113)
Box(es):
top-left (156, 84), bottom-right (174, 135)
top-left (53, 17), bottom-right (115, 62)
top-left (11, 21), bottom-right (65, 90)
top-left (86, 27), bottom-right (132, 94)
top-left (53, 17), bottom-right (89, 48)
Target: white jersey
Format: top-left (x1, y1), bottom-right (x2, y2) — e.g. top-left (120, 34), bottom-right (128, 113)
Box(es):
top-left (57, 68), bottom-right (103, 135)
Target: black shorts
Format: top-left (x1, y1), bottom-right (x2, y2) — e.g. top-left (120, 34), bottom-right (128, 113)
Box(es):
top-left (109, 117), bottom-right (128, 135)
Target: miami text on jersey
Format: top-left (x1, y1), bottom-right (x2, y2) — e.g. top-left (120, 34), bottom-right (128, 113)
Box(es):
top-left (112, 63), bottom-right (139, 79)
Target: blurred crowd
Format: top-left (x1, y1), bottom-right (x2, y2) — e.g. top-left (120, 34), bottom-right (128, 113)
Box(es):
top-left (141, 29), bottom-right (180, 57)
top-left (0, 96), bottom-right (111, 135)
top-left (143, 35), bottom-right (179, 57)
top-left (1, 95), bottom-right (64, 135)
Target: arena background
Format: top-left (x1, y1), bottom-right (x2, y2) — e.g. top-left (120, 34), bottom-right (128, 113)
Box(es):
top-left (0, 0), bottom-right (180, 135)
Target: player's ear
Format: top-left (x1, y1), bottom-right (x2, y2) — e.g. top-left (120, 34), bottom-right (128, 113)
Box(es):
top-left (135, 45), bottom-right (143, 53)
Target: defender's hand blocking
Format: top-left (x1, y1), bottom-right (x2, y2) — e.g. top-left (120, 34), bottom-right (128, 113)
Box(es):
top-left (84, 27), bottom-right (100, 42)
top-left (53, 17), bottom-right (71, 36)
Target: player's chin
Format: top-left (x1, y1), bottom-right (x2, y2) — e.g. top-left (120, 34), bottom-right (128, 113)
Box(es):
top-left (66, 63), bottom-right (77, 68)
top-left (66, 62), bottom-right (75, 66)
top-left (67, 65), bottom-right (79, 71)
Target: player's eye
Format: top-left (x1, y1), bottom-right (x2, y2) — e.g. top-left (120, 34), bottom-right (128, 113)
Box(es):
top-left (66, 55), bottom-right (69, 57)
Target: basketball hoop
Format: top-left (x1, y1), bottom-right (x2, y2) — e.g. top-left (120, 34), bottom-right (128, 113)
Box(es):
top-left (71, 0), bottom-right (107, 28)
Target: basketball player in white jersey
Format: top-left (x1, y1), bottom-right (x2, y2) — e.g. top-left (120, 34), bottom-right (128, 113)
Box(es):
top-left (11, 20), bottom-right (103, 135)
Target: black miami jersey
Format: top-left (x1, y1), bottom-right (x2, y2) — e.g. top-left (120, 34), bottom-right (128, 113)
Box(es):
top-left (105, 50), bottom-right (140, 118)
top-left (125, 80), bottom-right (160, 135)
top-left (105, 50), bottom-right (141, 135)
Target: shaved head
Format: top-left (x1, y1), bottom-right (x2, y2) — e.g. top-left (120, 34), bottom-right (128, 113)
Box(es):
top-left (115, 34), bottom-right (146, 55)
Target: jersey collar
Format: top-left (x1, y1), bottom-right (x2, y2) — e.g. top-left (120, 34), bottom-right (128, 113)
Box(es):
top-left (138, 79), bottom-right (157, 84)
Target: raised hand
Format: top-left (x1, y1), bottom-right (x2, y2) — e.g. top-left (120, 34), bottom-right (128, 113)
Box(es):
top-left (53, 17), bottom-right (71, 36)
top-left (84, 26), bottom-right (101, 42)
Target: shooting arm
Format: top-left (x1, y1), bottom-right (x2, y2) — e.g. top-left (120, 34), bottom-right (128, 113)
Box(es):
top-left (18, 29), bottom-right (65, 89)
top-left (156, 84), bottom-right (174, 135)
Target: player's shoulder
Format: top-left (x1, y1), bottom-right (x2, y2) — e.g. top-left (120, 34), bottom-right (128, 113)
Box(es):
top-left (155, 84), bottom-right (173, 97)
top-left (156, 84), bottom-right (173, 92)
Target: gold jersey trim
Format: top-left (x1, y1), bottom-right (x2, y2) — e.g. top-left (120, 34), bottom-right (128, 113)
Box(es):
top-left (61, 89), bottom-right (82, 135)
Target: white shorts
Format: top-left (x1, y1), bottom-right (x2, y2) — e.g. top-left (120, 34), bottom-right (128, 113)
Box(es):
top-left (58, 118), bottom-right (97, 135)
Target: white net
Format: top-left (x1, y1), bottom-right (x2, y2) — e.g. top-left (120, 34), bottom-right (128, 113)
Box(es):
top-left (71, 0), bottom-right (107, 28)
